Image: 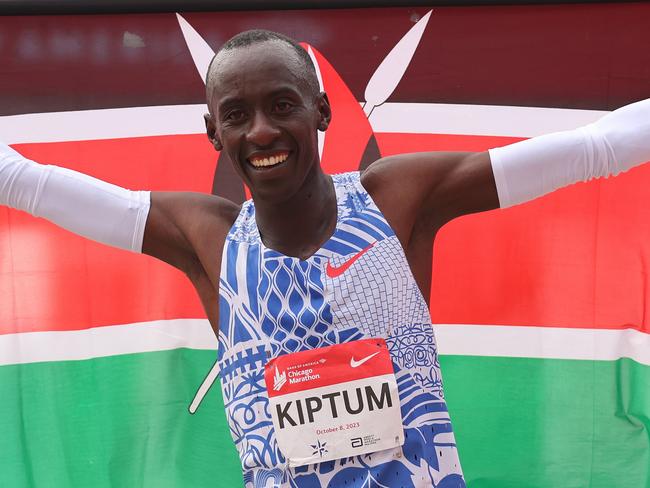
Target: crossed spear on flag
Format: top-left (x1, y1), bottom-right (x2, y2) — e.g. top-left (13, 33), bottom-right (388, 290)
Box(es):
top-left (177, 11), bottom-right (431, 119)
top-left (180, 11), bottom-right (432, 414)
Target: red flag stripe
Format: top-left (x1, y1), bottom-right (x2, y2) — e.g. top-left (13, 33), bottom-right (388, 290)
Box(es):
top-left (2, 133), bottom-right (650, 334)
top-left (1, 135), bottom-right (213, 334)
top-left (375, 133), bottom-right (650, 333)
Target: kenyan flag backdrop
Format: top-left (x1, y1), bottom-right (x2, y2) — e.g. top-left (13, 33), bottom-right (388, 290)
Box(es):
top-left (1, 3), bottom-right (650, 487)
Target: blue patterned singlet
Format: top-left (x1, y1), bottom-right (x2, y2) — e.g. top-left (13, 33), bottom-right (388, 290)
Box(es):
top-left (216, 172), bottom-right (465, 487)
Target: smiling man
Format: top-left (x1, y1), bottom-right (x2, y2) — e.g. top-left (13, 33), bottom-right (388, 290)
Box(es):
top-left (2, 29), bottom-right (650, 488)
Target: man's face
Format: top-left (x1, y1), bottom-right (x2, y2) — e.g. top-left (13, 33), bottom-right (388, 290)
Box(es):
top-left (205, 41), bottom-right (330, 203)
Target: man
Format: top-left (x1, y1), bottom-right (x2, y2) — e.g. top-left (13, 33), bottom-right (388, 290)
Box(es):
top-left (1, 30), bottom-right (649, 487)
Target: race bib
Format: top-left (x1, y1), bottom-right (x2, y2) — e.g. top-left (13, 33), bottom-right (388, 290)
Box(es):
top-left (264, 338), bottom-right (404, 467)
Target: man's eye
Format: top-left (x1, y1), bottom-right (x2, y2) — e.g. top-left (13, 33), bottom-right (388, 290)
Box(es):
top-left (275, 102), bottom-right (293, 112)
top-left (225, 110), bottom-right (244, 121)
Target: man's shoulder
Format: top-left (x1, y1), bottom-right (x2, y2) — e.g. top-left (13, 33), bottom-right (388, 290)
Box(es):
top-left (202, 193), bottom-right (241, 225)
top-left (151, 191), bottom-right (241, 243)
top-left (358, 156), bottom-right (396, 194)
top-left (167, 191), bottom-right (240, 222)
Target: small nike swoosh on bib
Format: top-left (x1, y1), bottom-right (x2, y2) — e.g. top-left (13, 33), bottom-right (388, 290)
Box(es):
top-left (350, 351), bottom-right (380, 368)
top-left (326, 242), bottom-right (375, 278)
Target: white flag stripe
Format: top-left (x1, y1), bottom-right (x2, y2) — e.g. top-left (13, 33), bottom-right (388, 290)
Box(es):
top-left (0, 319), bottom-right (217, 366)
top-left (434, 324), bottom-right (650, 365)
top-left (1, 320), bottom-right (650, 367)
top-left (0, 105), bottom-right (207, 144)
top-left (0, 103), bottom-right (606, 145)
top-left (367, 103), bottom-right (606, 137)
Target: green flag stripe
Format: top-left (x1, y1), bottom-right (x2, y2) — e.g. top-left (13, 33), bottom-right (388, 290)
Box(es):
top-left (441, 355), bottom-right (650, 488)
top-left (0, 348), bottom-right (242, 488)
top-left (2, 351), bottom-right (649, 487)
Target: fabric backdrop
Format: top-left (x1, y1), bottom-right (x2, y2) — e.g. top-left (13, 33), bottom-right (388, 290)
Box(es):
top-left (1, 3), bottom-right (649, 487)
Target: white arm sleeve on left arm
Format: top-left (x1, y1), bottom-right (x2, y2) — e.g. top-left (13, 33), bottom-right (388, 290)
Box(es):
top-left (489, 98), bottom-right (650, 208)
top-left (0, 142), bottom-right (150, 252)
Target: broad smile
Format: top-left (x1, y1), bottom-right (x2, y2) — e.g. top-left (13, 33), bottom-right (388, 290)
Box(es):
top-left (247, 151), bottom-right (290, 170)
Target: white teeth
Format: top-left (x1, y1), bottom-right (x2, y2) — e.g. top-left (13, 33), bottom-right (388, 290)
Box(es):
top-left (250, 153), bottom-right (288, 168)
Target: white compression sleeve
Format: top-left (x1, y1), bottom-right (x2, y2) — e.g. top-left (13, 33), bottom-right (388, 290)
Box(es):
top-left (489, 98), bottom-right (650, 208)
top-left (0, 142), bottom-right (150, 252)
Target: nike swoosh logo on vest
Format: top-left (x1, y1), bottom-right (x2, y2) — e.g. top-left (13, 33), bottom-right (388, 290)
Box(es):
top-left (326, 242), bottom-right (375, 278)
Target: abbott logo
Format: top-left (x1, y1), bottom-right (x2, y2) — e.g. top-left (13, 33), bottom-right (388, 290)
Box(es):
top-left (273, 366), bottom-right (287, 391)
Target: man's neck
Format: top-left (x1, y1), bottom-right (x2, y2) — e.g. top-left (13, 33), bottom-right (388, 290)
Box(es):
top-left (254, 167), bottom-right (337, 260)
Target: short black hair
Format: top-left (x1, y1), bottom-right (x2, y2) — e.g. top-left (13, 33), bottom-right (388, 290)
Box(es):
top-left (206, 29), bottom-right (320, 99)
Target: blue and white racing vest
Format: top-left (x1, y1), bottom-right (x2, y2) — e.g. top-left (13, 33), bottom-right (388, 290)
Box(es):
top-left (216, 172), bottom-right (465, 488)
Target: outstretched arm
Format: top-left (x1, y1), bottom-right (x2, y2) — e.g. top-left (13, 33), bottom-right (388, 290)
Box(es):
top-left (489, 98), bottom-right (650, 208)
top-left (0, 142), bottom-right (150, 252)
top-left (0, 143), bottom-right (231, 277)
top-left (364, 98), bottom-right (650, 243)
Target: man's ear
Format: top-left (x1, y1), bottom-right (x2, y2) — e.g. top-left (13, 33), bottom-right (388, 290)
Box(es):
top-left (317, 92), bottom-right (332, 132)
top-left (204, 113), bottom-right (223, 151)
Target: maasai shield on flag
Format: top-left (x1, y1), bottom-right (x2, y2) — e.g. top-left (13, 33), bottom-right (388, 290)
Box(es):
top-left (1, 4), bottom-right (650, 487)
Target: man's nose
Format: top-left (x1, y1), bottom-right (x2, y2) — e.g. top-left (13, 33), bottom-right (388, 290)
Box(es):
top-left (246, 112), bottom-right (281, 147)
